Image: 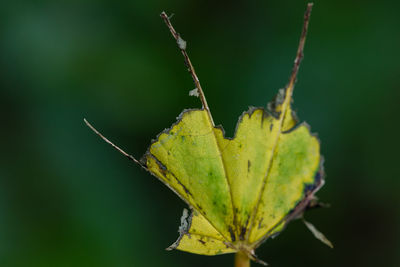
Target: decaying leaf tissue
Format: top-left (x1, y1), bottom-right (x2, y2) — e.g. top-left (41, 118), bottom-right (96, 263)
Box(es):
top-left (85, 3), bottom-right (331, 266)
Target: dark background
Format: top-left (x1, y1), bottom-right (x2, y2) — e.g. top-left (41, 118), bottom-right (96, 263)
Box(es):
top-left (1, 0), bottom-right (400, 266)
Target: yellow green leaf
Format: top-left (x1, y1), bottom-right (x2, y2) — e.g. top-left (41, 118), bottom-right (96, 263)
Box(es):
top-left (85, 4), bottom-right (330, 265)
top-left (144, 4), bottom-right (329, 262)
top-left (146, 109), bottom-right (235, 239)
top-left (144, 103), bottom-right (323, 254)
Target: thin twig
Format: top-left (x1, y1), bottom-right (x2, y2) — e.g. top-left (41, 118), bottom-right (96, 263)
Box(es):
top-left (286, 2), bottom-right (313, 96)
top-left (84, 118), bottom-right (147, 170)
top-left (160, 11), bottom-right (215, 127)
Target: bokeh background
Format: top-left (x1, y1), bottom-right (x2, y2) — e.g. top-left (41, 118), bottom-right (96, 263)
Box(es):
top-left (1, 0), bottom-right (400, 266)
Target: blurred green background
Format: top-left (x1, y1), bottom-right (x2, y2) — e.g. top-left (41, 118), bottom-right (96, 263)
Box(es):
top-left (1, 0), bottom-right (400, 266)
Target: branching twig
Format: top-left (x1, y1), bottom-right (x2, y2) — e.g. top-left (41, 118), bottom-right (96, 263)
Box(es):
top-left (160, 11), bottom-right (215, 127)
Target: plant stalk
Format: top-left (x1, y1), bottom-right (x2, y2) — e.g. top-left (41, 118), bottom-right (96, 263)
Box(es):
top-left (235, 252), bottom-right (250, 267)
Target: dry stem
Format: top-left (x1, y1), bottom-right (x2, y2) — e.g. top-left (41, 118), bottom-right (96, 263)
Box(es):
top-left (84, 118), bottom-right (146, 170)
top-left (160, 11), bottom-right (215, 127)
top-left (286, 3), bottom-right (313, 96)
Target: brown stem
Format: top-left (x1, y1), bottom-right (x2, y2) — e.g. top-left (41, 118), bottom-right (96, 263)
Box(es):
top-left (235, 252), bottom-right (250, 267)
top-left (160, 11), bottom-right (215, 127)
top-left (286, 2), bottom-right (313, 96)
top-left (84, 118), bottom-right (147, 170)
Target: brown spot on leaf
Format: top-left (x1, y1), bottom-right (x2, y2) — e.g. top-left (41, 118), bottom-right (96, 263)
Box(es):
top-left (151, 154), bottom-right (168, 176)
top-left (150, 154), bottom-right (193, 197)
top-left (170, 171), bottom-right (193, 197)
top-left (229, 226), bottom-right (236, 242)
top-left (239, 226), bottom-right (247, 241)
top-left (258, 218), bottom-right (264, 229)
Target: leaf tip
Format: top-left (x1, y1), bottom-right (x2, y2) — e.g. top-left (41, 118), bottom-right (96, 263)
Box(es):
top-left (303, 219), bottom-right (333, 248)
